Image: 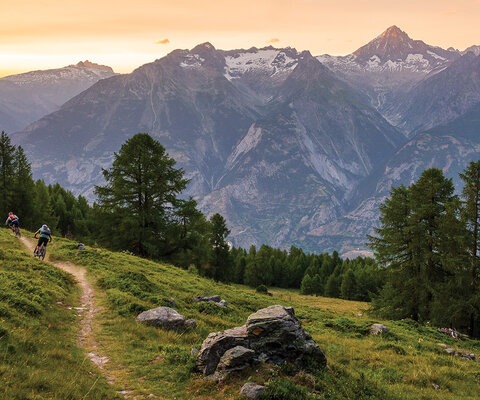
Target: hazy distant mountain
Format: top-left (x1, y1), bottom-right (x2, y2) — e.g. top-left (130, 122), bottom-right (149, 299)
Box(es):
top-left (9, 26), bottom-right (480, 254)
top-left (331, 101), bottom-right (480, 253)
top-left (0, 61), bottom-right (116, 133)
top-left (392, 52), bottom-right (480, 135)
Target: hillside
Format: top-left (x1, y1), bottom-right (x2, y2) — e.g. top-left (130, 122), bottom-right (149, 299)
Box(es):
top-left (1, 228), bottom-right (479, 399)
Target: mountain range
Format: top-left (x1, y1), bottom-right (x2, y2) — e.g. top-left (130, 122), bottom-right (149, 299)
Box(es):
top-left (4, 26), bottom-right (480, 256)
top-left (0, 61), bottom-right (116, 133)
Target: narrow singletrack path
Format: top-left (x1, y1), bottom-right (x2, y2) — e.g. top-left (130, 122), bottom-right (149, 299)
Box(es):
top-left (19, 236), bottom-right (120, 389)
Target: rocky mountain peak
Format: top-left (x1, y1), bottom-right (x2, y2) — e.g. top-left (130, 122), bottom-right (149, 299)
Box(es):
top-left (74, 60), bottom-right (115, 74)
top-left (378, 25), bottom-right (410, 41)
top-left (354, 25), bottom-right (424, 62)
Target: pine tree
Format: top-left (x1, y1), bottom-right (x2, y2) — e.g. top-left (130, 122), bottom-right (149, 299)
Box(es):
top-left (369, 168), bottom-right (463, 323)
top-left (460, 161), bottom-right (480, 337)
top-left (0, 131), bottom-right (15, 216)
top-left (209, 213), bottom-right (232, 281)
top-left (94, 133), bottom-right (188, 257)
top-left (11, 145), bottom-right (35, 228)
top-left (340, 269), bottom-right (357, 300)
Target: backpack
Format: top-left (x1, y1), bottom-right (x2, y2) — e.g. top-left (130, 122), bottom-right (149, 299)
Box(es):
top-left (40, 226), bottom-right (51, 236)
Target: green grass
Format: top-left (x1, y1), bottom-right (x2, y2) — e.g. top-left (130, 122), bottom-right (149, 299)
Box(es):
top-left (0, 229), bottom-right (120, 399)
top-left (2, 229), bottom-right (480, 399)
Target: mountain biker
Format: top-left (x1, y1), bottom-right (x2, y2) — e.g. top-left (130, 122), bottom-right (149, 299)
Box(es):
top-left (5, 212), bottom-right (19, 231)
top-left (34, 224), bottom-right (53, 254)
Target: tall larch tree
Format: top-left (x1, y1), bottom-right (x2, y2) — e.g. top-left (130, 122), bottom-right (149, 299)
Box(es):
top-left (0, 131), bottom-right (15, 216)
top-left (94, 133), bottom-right (188, 257)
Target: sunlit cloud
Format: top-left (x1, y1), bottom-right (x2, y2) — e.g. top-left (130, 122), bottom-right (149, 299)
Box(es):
top-left (156, 38), bottom-right (170, 45)
top-left (267, 38), bottom-right (280, 44)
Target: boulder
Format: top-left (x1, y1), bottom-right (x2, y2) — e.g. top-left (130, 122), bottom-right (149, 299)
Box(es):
top-left (213, 346), bottom-right (255, 381)
top-left (240, 382), bottom-right (266, 399)
top-left (370, 323), bottom-right (388, 335)
top-left (137, 307), bottom-right (196, 331)
top-left (196, 326), bottom-right (249, 375)
top-left (196, 305), bottom-right (326, 377)
top-left (246, 305), bottom-right (327, 368)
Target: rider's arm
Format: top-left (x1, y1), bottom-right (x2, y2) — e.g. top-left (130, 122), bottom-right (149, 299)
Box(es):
top-left (49, 235), bottom-right (53, 242)
top-left (33, 230), bottom-right (39, 238)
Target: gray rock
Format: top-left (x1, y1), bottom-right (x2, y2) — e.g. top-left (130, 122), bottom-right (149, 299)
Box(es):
top-left (214, 346), bottom-right (255, 381)
top-left (246, 305), bottom-right (326, 368)
top-left (370, 323), bottom-right (388, 335)
top-left (193, 295), bottom-right (228, 307)
top-left (240, 382), bottom-right (266, 399)
top-left (196, 326), bottom-right (249, 375)
top-left (196, 305), bottom-right (327, 376)
top-left (137, 307), bottom-right (196, 331)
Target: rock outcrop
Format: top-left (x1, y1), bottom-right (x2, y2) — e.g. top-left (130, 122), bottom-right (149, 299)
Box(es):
top-left (196, 305), bottom-right (326, 378)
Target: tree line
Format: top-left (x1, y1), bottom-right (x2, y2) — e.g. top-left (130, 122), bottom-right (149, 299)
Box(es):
top-left (5, 130), bottom-right (478, 337)
top-left (0, 131), bottom-right (383, 299)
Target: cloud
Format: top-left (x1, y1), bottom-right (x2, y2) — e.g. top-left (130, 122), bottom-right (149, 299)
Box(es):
top-left (267, 38), bottom-right (280, 44)
top-left (156, 38), bottom-right (170, 45)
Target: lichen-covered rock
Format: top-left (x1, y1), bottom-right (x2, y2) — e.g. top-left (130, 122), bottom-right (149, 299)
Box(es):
top-left (213, 346), bottom-right (255, 381)
top-left (246, 305), bottom-right (326, 369)
top-left (137, 307), bottom-right (196, 331)
top-left (196, 305), bottom-right (327, 377)
top-left (196, 326), bottom-right (249, 375)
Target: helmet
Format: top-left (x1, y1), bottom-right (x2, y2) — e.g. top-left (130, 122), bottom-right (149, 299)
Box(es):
top-left (42, 224), bottom-right (48, 230)
top-left (8, 212), bottom-right (14, 216)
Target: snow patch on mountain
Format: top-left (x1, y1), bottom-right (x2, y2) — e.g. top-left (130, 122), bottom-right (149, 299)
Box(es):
top-left (180, 54), bottom-right (206, 68)
top-left (224, 48), bottom-right (298, 80)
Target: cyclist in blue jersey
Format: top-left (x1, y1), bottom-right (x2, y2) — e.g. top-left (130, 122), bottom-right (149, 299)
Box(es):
top-left (34, 224), bottom-right (53, 254)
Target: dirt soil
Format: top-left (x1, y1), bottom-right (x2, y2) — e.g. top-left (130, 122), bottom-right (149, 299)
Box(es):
top-left (19, 236), bottom-right (118, 387)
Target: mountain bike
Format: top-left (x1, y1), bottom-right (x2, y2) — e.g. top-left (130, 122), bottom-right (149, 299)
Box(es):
top-left (11, 224), bottom-right (21, 237)
top-left (34, 244), bottom-right (47, 260)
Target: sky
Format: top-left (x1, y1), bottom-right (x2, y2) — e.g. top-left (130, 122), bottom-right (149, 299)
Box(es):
top-left (2, 0), bottom-right (480, 77)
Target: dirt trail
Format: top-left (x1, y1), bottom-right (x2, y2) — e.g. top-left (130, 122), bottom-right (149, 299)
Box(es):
top-left (19, 236), bottom-right (117, 387)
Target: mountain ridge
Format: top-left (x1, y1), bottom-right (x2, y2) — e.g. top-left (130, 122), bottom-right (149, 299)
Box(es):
top-left (7, 26), bottom-right (480, 255)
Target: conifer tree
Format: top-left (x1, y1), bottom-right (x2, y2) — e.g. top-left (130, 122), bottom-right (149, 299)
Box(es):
top-left (460, 161), bottom-right (480, 337)
top-left (11, 145), bottom-right (35, 228)
top-left (370, 168), bottom-right (463, 323)
top-left (94, 133), bottom-right (188, 257)
top-left (0, 131), bottom-right (15, 216)
top-left (208, 213), bottom-right (232, 281)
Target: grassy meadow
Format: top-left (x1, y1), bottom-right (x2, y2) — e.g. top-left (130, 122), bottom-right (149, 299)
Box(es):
top-left (1, 228), bottom-right (480, 399)
top-left (0, 229), bottom-right (120, 399)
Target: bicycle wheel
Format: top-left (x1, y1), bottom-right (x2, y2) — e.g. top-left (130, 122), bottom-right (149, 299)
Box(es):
top-left (40, 247), bottom-right (46, 260)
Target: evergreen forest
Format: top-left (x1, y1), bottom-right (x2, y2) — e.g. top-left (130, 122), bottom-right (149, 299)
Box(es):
top-left (1, 130), bottom-right (479, 338)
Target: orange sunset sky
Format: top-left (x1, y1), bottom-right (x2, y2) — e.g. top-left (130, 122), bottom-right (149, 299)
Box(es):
top-left (2, 0), bottom-right (480, 77)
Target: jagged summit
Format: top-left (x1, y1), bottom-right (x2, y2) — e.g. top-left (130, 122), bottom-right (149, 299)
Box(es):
top-left (73, 60), bottom-right (115, 73)
top-left (354, 25), bottom-right (425, 62)
top-left (378, 25), bottom-right (410, 40)
top-left (344, 25), bottom-right (460, 74)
